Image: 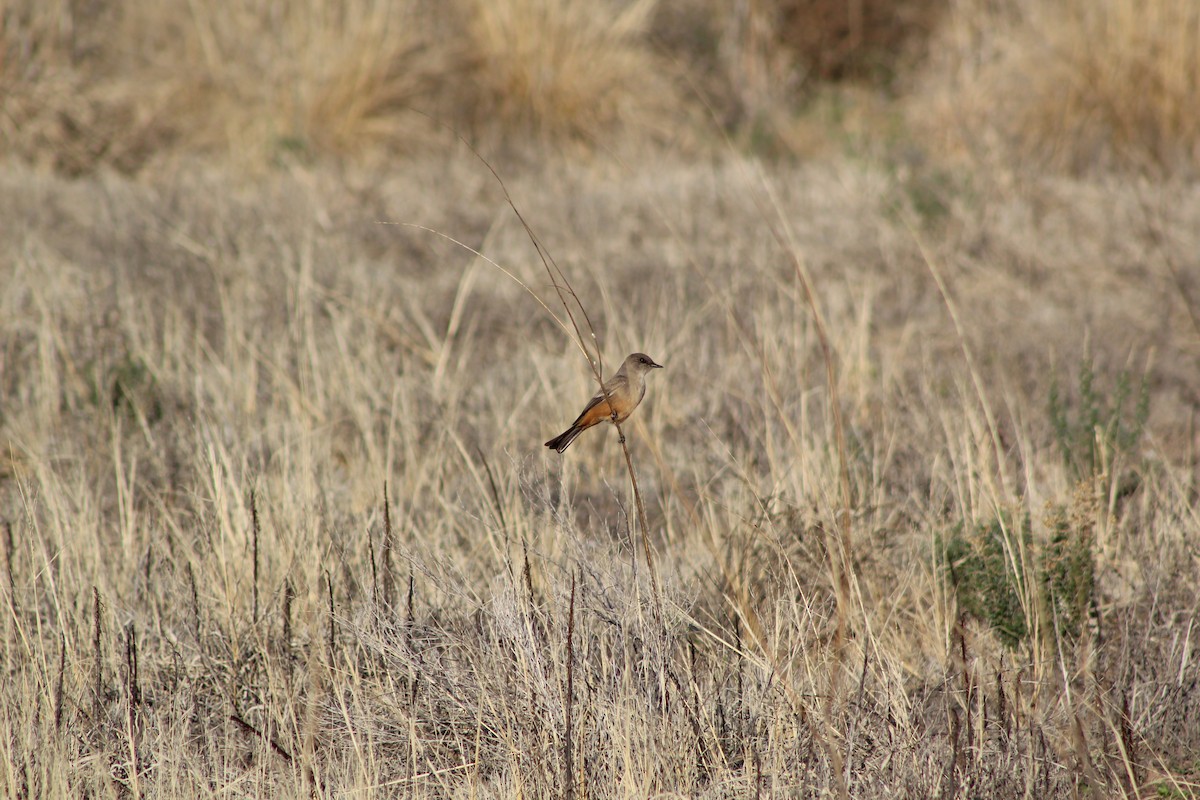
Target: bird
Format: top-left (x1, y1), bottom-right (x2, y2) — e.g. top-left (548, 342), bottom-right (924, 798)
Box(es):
top-left (545, 352), bottom-right (664, 453)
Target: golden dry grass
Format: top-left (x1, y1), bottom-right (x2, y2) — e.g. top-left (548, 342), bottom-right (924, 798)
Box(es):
top-left (2, 1), bottom-right (1200, 797)
top-left (464, 0), bottom-right (676, 144)
top-left (0, 0), bottom-right (686, 170)
top-left (917, 0), bottom-right (1200, 174)
top-left (1, 147), bottom-right (1199, 796)
top-left (5, 0), bottom-right (1199, 173)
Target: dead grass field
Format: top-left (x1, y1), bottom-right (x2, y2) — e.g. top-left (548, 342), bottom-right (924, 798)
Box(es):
top-left (3, 150), bottom-right (1199, 797)
top-left (3, 0), bottom-right (1200, 798)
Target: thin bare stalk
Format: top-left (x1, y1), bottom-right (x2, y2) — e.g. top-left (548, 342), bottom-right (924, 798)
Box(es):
top-left (92, 587), bottom-right (103, 727)
top-left (2, 519), bottom-right (14, 623)
top-left (615, 424), bottom-right (662, 620)
top-left (54, 633), bottom-right (66, 733)
top-left (325, 571), bottom-right (335, 666)
top-left (367, 521), bottom-right (379, 609)
top-left (250, 488), bottom-right (260, 622)
top-left (563, 572), bottom-right (577, 800)
top-left (382, 481), bottom-right (395, 610)
top-left (381, 135), bottom-right (663, 618)
top-left (467, 149), bottom-right (662, 617)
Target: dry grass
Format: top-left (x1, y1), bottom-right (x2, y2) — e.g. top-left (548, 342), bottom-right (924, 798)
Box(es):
top-left (464, 0), bottom-right (677, 145)
top-left (917, 0), bottom-right (1200, 174)
top-left (0, 0), bottom-right (684, 171)
top-left (121, 0), bottom-right (452, 161)
top-left (0, 0), bottom-right (452, 170)
top-left (6, 0), bottom-right (1198, 174)
top-left (2, 1), bottom-right (1200, 796)
top-left (2, 145), bottom-right (1199, 796)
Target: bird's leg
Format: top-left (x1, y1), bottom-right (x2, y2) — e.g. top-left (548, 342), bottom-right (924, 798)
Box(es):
top-left (611, 409), bottom-right (625, 445)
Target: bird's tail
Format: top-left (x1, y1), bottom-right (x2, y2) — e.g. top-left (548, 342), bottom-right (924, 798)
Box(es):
top-left (544, 425), bottom-right (584, 453)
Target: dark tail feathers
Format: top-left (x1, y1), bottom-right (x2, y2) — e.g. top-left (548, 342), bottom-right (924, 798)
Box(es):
top-left (545, 426), bottom-right (584, 453)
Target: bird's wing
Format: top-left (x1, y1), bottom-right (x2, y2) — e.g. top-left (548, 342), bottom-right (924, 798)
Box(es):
top-left (571, 374), bottom-right (628, 427)
top-left (599, 372), bottom-right (630, 406)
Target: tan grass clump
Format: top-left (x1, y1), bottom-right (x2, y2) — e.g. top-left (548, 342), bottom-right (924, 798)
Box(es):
top-left (136, 0), bottom-right (447, 162)
top-left (463, 0), bottom-right (677, 146)
top-left (1, 0), bottom-right (689, 172)
top-left (917, 0), bottom-right (1200, 174)
top-left (0, 0), bottom-right (450, 170)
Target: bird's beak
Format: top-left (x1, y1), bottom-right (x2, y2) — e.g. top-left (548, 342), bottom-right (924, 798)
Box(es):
top-left (650, 360), bottom-right (664, 369)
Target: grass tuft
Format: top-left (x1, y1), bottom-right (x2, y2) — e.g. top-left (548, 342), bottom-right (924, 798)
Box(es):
top-left (464, 0), bottom-right (673, 144)
top-left (919, 0), bottom-right (1200, 174)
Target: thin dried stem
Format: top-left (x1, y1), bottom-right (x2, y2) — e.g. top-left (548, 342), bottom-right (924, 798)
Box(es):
top-left (382, 132), bottom-right (663, 618)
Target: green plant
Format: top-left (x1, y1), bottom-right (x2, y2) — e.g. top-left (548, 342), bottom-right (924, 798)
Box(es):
top-left (942, 514), bottom-right (1033, 650)
top-left (943, 498), bottom-right (1099, 651)
top-left (1048, 358), bottom-right (1149, 482)
top-left (1040, 499), bottom-right (1096, 643)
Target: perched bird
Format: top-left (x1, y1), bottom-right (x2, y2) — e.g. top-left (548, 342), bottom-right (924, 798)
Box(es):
top-left (545, 352), bottom-right (664, 453)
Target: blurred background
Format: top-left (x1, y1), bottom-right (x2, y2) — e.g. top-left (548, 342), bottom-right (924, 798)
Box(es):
top-left (3, 0), bottom-right (1197, 177)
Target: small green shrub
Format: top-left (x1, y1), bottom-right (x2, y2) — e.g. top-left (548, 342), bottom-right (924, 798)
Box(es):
top-left (942, 502), bottom-right (1097, 650)
top-left (942, 514), bottom-right (1032, 650)
top-left (1048, 357), bottom-right (1149, 482)
top-left (1041, 501), bottom-right (1096, 643)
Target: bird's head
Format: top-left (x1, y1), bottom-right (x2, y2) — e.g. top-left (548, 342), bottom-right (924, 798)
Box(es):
top-left (626, 352), bottom-right (664, 374)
